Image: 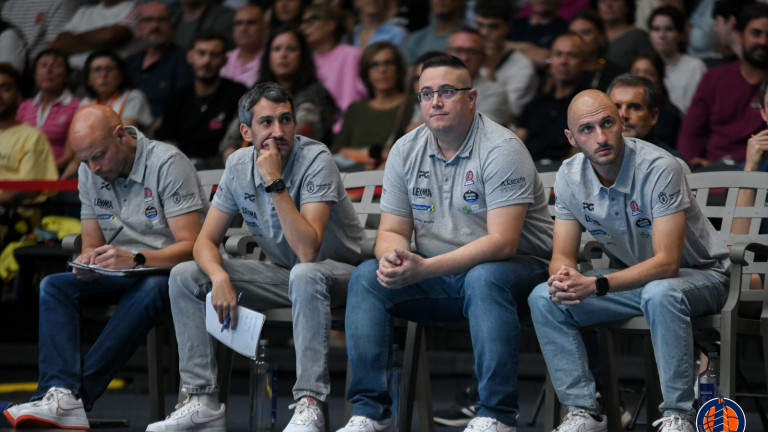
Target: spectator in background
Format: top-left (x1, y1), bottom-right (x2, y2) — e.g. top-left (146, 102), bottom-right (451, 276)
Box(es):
top-left (157, 30), bottom-right (246, 168)
top-left (1, 0), bottom-right (77, 59)
top-left (607, 74), bottom-right (686, 161)
top-left (708, 0), bottom-right (753, 67)
top-left (516, 0), bottom-right (589, 21)
top-left (333, 41), bottom-right (413, 170)
top-left (269, 0), bottom-right (307, 29)
top-left (301, 4), bottom-right (367, 132)
top-left (686, 0), bottom-right (719, 62)
top-left (16, 49), bottom-right (80, 174)
top-left (0, 63), bottom-right (57, 211)
top-left (49, 0), bottom-right (139, 72)
top-left (629, 53), bottom-right (682, 148)
top-left (516, 33), bottom-right (586, 167)
top-left (678, 2), bottom-right (768, 168)
top-left (353, 0), bottom-right (406, 49)
top-left (173, 0), bottom-right (234, 50)
top-left (220, 5), bottom-right (265, 88)
top-left (568, 9), bottom-right (624, 92)
top-left (403, 0), bottom-right (466, 63)
top-left (474, 0), bottom-right (537, 127)
top-left (594, 0), bottom-right (653, 71)
top-left (507, 0), bottom-right (569, 70)
top-left (0, 18), bottom-right (27, 75)
top-left (126, 1), bottom-right (193, 130)
top-left (80, 50), bottom-right (153, 131)
top-left (648, 6), bottom-right (707, 114)
top-left (446, 26), bottom-right (512, 127)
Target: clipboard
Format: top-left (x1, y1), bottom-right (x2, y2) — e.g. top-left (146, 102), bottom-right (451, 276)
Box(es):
top-left (68, 261), bottom-right (172, 277)
top-left (205, 292), bottom-right (265, 359)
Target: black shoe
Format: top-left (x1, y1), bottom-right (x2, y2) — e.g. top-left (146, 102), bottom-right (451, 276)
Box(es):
top-left (433, 383), bottom-right (478, 427)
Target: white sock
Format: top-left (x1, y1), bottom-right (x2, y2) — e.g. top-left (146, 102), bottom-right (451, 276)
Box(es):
top-left (190, 393), bottom-right (220, 410)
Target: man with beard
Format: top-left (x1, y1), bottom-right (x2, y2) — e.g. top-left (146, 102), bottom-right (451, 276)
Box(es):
top-left (528, 89), bottom-right (730, 432)
top-left (126, 2), bottom-right (193, 126)
top-left (157, 30), bottom-right (246, 168)
top-left (516, 33), bottom-right (586, 167)
top-left (678, 2), bottom-right (768, 169)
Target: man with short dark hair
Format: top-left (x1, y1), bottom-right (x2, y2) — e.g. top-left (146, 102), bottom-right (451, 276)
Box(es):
top-left (220, 4), bottom-right (265, 88)
top-left (125, 1), bottom-right (193, 124)
top-left (529, 89), bottom-right (730, 432)
top-left (678, 2), bottom-right (768, 168)
top-left (146, 82), bottom-right (364, 432)
top-left (3, 104), bottom-right (206, 430)
top-left (445, 26), bottom-right (512, 126)
top-left (339, 55), bottom-right (553, 432)
top-left (156, 30), bottom-right (247, 168)
top-left (607, 73), bottom-right (686, 162)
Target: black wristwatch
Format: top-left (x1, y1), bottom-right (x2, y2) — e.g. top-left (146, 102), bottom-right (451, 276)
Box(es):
top-left (265, 178), bottom-right (286, 193)
top-left (595, 276), bottom-right (610, 296)
top-left (133, 252), bottom-right (146, 268)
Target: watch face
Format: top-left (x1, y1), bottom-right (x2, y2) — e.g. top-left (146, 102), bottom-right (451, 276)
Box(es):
top-left (134, 253), bottom-right (146, 266)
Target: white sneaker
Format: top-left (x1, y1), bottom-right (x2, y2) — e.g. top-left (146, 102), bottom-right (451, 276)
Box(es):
top-left (553, 409), bottom-right (607, 432)
top-left (652, 415), bottom-right (695, 432)
top-left (145, 396), bottom-right (226, 432)
top-left (4, 387), bottom-right (89, 429)
top-left (336, 415), bottom-right (392, 432)
top-left (463, 416), bottom-right (516, 432)
top-left (283, 396), bottom-right (325, 432)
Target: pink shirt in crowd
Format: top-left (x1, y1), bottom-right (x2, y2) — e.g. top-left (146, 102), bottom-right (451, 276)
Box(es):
top-left (313, 44), bottom-right (368, 132)
top-left (16, 89), bottom-right (80, 159)
top-left (220, 47), bottom-right (263, 89)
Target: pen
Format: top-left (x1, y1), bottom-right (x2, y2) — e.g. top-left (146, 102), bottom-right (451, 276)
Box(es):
top-left (105, 225), bottom-right (124, 245)
top-left (221, 292), bottom-right (243, 332)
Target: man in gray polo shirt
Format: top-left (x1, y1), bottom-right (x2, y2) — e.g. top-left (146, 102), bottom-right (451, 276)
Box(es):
top-left (339, 55), bottom-right (554, 432)
top-left (4, 105), bottom-right (207, 429)
top-left (528, 90), bottom-right (730, 432)
top-left (146, 82), bottom-right (363, 432)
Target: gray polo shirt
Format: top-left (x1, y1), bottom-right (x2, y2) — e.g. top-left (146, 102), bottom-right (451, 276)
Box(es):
top-left (79, 127), bottom-right (207, 252)
top-left (382, 112), bottom-right (554, 260)
top-left (212, 135), bottom-right (364, 269)
top-left (554, 137), bottom-right (730, 277)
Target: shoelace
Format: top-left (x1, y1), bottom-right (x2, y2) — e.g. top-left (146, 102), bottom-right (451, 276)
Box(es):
top-left (31, 388), bottom-right (68, 407)
top-left (167, 397), bottom-right (203, 420)
top-left (288, 399), bottom-right (320, 425)
top-left (466, 417), bottom-right (498, 431)
top-left (347, 416), bottom-right (373, 427)
top-left (555, 410), bottom-right (592, 431)
top-left (652, 415), bottom-right (688, 432)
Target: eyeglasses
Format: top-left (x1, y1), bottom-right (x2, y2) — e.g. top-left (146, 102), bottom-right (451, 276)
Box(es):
top-left (301, 15), bottom-right (321, 26)
top-left (90, 65), bottom-right (117, 75)
top-left (416, 86), bottom-right (471, 104)
top-left (369, 59), bottom-right (395, 69)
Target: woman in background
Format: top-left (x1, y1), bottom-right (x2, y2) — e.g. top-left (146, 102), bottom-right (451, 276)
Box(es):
top-left (332, 41), bottom-right (412, 170)
top-left (16, 49), bottom-right (80, 174)
top-left (80, 50), bottom-right (153, 130)
top-left (630, 52), bottom-right (682, 148)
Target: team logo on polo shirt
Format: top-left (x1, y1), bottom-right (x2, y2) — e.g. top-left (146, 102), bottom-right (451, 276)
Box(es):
top-left (658, 192), bottom-right (668, 205)
top-left (412, 203), bottom-right (435, 212)
top-left (97, 213), bottom-right (117, 220)
top-left (630, 200), bottom-right (642, 215)
top-left (144, 187), bottom-right (153, 202)
top-left (145, 206), bottom-right (158, 219)
top-left (464, 170), bottom-right (474, 186)
top-left (589, 229), bottom-right (610, 237)
top-left (696, 397), bottom-right (746, 432)
top-left (636, 218), bottom-right (651, 228)
top-left (463, 190), bottom-right (478, 202)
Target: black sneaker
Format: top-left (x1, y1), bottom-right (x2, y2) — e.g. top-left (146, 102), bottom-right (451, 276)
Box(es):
top-left (433, 383), bottom-right (478, 427)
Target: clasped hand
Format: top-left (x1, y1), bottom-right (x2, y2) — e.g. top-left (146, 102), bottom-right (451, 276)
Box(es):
top-left (548, 265), bottom-right (596, 305)
top-left (377, 248), bottom-right (424, 289)
top-left (73, 245), bottom-right (134, 279)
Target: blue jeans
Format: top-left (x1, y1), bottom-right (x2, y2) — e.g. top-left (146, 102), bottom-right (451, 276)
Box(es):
top-left (170, 258), bottom-right (352, 402)
top-left (528, 268), bottom-right (728, 423)
top-left (34, 272), bottom-right (169, 409)
top-left (345, 257), bottom-right (549, 426)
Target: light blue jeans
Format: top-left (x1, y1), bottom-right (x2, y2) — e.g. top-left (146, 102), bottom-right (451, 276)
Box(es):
top-left (170, 258), bottom-right (353, 402)
top-left (345, 257), bottom-right (549, 426)
top-left (528, 268), bottom-right (728, 423)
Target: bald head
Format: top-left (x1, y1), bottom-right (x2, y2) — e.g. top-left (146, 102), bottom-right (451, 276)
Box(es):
top-left (567, 89), bottom-right (618, 131)
top-left (70, 105), bottom-right (136, 182)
